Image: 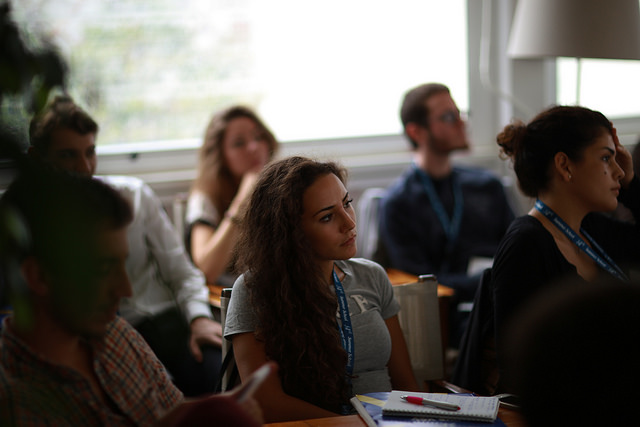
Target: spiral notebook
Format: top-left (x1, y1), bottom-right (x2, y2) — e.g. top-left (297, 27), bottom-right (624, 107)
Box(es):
top-left (382, 390), bottom-right (499, 423)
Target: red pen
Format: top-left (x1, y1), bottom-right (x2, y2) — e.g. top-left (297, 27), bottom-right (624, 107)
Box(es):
top-left (400, 395), bottom-right (461, 411)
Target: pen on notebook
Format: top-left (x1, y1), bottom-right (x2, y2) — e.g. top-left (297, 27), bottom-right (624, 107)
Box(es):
top-left (400, 395), bottom-right (461, 411)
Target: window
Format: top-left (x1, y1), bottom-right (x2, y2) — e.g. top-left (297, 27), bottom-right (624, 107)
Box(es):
top-left (11, 0), bottom-right (468, 146)
top-left (557, 58), bottom-right (640, 118)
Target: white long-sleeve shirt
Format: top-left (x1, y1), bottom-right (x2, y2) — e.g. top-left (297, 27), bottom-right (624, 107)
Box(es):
top-left (97, 175), bottom-right (212, 326)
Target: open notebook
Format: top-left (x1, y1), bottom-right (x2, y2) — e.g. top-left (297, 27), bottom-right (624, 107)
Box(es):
top-left (382, 391), bottom-right (499, 423)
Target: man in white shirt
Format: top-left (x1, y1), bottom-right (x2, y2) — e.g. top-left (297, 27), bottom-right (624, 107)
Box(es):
top-left (28, 95), bottom-right (222, 396)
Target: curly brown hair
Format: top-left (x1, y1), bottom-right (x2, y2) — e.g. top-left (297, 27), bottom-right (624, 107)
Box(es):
top-left (234, 156), bottom-right (351, 413)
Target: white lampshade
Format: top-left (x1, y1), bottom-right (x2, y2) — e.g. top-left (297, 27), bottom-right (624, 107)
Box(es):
top-left (508, 0), bottom-right (640, 60)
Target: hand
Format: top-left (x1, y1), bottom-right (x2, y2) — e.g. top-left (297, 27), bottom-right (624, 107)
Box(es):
top-left (189, 317), bottom-right (223, 362)
top-left (227, 171), bottom-right (261, 218)
top-left (612, 125), bottom-right (635, 187)
top-left (229, 395), bottom-right (263, 426)
top-left (154, 394), bottom-right (263, 427)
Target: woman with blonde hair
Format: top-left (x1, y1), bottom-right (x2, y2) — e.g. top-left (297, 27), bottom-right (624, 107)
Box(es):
top-left (185, 105), bottom-right (279, 285)
top-left (224, 156), bottom-right (419, 423)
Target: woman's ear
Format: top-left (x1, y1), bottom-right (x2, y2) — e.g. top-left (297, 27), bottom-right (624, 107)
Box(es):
top-left (553, 152), bottom-right (573, 182)
top-left (20, 256), bottom-right (50, 297)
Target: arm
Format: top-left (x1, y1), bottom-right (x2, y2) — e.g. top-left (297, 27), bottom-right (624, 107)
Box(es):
top-left (137, 182), bottom-right (222, 356)
top-left (191, 172), bottom-right (260, 284)
top-left (232, 332), bottom-right (339, 423)
top-left (384, 315), bottom-right (420, 391)
top-left (155, 394), bottom-right (262, 427)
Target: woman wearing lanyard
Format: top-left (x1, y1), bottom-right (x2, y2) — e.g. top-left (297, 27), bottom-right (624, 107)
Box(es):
top-left (224, 156), bottom-right (419, 422)
top-left (491, 105), bottom-right (640, 387)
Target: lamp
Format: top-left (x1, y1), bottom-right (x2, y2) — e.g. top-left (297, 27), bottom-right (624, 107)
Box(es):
top-left (507, 0), bottom-right (640, 104)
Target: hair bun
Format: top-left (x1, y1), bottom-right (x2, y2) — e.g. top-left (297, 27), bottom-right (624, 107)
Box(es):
top-left (496, 120), bottom-right (527, 158)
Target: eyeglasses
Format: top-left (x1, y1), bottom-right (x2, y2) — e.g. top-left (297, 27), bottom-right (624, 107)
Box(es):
top-left (436, 110), bottom-right (467, 124)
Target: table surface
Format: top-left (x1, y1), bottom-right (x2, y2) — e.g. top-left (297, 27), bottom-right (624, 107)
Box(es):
top-left (208, 268), bottom-right (455, 308)
top-left (265, 405), bottom-right (526, 426)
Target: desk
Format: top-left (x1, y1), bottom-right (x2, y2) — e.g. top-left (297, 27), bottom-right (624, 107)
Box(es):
top-left (265, 406), bottom-right (526, 426)
top-left (208, 269), bottom-right (455, 308)
top-left (207, 269), bottom-right (455, 352)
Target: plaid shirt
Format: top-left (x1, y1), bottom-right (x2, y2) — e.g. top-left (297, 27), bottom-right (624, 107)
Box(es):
top-left (0, 316), bottom-right (183, 426)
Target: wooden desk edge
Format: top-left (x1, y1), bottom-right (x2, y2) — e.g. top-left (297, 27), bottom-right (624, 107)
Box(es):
top-left (264, 406), bottom-right (525, 426)
top-left (208, 268), bottom-right (455, 307)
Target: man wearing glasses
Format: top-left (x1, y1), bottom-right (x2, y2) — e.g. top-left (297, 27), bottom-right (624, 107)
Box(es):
top-left (377, 83), bottom-right (515, 346)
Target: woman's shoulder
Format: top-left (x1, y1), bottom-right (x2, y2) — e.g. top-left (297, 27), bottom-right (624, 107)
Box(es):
top-left (185, 190), bottom-right (219, 225)
top-left (496, 215), bottom-right (550, 255)
top-left (340, 258), bottom-right (386, 274)
top-left (506, 215), bottom-right (545, 235)
top-left (339, 259), bottom-right (389, 289)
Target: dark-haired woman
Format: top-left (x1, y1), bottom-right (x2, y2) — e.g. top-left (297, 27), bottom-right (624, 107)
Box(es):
top-left (224, 156), bottom-right (419, 422)
top-left (490, 105), bottom-right (640, 391)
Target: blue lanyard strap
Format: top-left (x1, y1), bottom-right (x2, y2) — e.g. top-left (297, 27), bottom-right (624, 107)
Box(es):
top-left (535, 200), bottom-right (629, 282)
top-left (332, 269), bottom-right (354, 378)
top-left (333, 269), bottom-right (355, 415)
top-left (414, 164), bottom-right (464, 270)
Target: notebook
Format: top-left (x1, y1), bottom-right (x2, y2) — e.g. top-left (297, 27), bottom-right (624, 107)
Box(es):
top-left (382, 390), bottom-right (499, 423)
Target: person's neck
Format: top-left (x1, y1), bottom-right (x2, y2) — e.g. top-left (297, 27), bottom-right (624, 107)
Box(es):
top-left (414, 150), bottom-right (452, 180)
top-left (10, 311), bottom-right (89, 371)
top-left (531, 193), bottom-right (589, 233)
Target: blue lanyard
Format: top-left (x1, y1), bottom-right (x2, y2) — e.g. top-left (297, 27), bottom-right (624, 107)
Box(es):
top-left (535, 200), bottom-right (629, 282)
top-left (333, 269), bottom-right (354, 415)
top-left (414, 164), bottom-right (464, 266)
top-left (332, 269), bottom-right (354, 377)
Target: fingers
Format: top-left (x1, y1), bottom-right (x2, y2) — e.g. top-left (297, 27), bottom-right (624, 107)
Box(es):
top-left (189, 336), bottom-right (204, 363)
top-left (611, 123), bottom-right (620, 146)
top-left (239, 397), bottom-right (264, 425)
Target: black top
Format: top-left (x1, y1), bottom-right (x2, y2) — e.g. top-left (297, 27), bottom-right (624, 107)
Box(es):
top-left (492, 175), bottom-right (640, 340)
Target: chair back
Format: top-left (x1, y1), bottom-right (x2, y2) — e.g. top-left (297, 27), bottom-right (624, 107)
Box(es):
top-left (451, 268), bottom-right (497, 395)
top-left (355, 187), bottom-right (386, 260)
top-left (219, 287), bottom-right (237, 391)
top-left (393, 275), bottom-right (444, 382)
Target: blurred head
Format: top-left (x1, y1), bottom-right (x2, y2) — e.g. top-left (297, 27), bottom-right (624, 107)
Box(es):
top-left (497, 105), bottom-right (618, 199)
top-left (194, 105), bottom-right (279, 213)
top-left (29, 95), bottom-right (98, 176)
top-left (505, 277), bottom-right (640, 426)
top-left (0, 167), bottom-right (133, 338)
top-left (400, 82), bottom-right (468, 152)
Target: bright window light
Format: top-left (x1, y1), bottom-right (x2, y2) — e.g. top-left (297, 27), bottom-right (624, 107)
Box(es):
top-left (11, 0), bottom-right (468, 145)
top-left (557, 57), bottom-right (640, 118)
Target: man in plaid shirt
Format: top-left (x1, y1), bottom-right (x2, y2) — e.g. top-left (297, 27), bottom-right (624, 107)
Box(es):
top-left (0, 167), bottom-right (262, 426)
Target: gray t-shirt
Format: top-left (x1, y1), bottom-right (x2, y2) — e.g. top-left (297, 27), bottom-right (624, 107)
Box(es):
top-left (225, 258), bottom-right (401, 395)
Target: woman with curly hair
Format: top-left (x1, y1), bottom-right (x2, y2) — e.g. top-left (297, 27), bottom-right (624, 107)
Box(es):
top-left (224, 156), bottom-right (419, 422)
top-left (185, 105), bottom-right (279, 286)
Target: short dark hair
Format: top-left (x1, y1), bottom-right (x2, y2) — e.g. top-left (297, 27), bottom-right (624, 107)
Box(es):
top-left (0, 165), bottom-right (132, 280)
top-left (400, 83), bottom-right (450, 148)
top-left (29, 95), bottom-right (98, 153)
